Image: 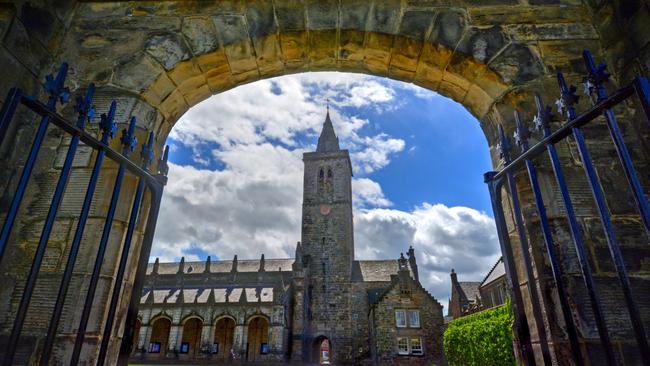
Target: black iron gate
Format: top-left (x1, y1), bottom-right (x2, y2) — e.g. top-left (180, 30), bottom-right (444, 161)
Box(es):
top-left (486, 50), bottom-right (650, 365)
top-left (0, 63), bottom-right (168, 365)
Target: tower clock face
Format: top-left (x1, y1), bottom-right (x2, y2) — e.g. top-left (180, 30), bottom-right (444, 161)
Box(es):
top-left (319, 204), bottom-right (331, 216)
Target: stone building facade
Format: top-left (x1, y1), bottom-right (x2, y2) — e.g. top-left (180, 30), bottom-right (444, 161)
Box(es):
top-left (130, 112), bottom-right (445, 365)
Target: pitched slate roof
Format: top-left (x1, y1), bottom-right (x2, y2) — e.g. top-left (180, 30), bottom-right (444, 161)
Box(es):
top-left (352, 260), bottom-right (413, 282)
top-left (480, 256), bottom-right (505, 288)
top-left (458, 282), bottom-right (482, 302)
top-left (141, 287), bottom-right (275, 304)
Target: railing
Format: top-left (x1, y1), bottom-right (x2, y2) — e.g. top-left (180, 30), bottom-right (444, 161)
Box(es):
top-left (0, 63), bottom-right (168, 366)
top-left (485, 50), bottom-right (650, 365)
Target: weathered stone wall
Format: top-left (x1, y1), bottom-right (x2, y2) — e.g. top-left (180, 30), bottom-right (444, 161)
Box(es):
top-left (0, 1), bottom-right (648, 365)
top-left (134, 303), bottom-right (286, 363)
top-left (131, 264), bottom-right (291, 363)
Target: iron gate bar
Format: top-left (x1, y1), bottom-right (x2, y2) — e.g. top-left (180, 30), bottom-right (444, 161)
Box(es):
top-left (40, 101), bottom-right (118, 366)
top-left (583, 50), bottom-right (650, 238)
top-left (513, 111), bottom-right (584, 364)
top-left (533, 95), bottom-right (616, 365)
top-left (0, 63), bottom-right (70, 262)
top-left (70, 116), bottom-right (138, 365)
top-left (484, 172), bottom-right (536, 366)
top-left (0, 62), bottom-right (167, 365)
top-left (117, 164), bottom-right (167, 366)
top-left (497, 124), bottom-right (553, 366)
top-left (2, 84), bottom-right (96, 366)
top-left (557, 71), bottom-right (650, 363)
top-left (97, 132), bottom-right (154, 366)
top-left (0, 88), bottom-right (23, 143)
top-left (492, 83), bottom-right (635, 181)
top-left (20, 97), bottom-right (161, 187)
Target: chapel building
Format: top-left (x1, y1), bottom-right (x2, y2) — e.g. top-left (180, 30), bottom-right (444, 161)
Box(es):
top-left (130, 111), bottom-right (445, 365)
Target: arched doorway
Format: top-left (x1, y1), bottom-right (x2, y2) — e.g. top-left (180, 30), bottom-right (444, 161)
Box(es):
top-left (246, 316), bottom-right (269, 362)
top-left (311, 336), bottom-right (331, 364)
top-left (180, 317), bottom-right (203, 358)
top-left (214, 316), bottom-right (236, 361)
top-left (149, 317), bottom-right (171, 358)
top-left (132, 318), bottom-right (141, 353)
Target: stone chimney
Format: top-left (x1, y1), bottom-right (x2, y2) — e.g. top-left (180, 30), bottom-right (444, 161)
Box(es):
top-left (407, 245), bottom-right (419, 282)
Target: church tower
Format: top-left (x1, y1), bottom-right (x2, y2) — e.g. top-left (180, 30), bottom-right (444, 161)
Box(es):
top-left (301, 108), bottom-right (354, 281)
top-left (292, 108), bottom-right (355, 362)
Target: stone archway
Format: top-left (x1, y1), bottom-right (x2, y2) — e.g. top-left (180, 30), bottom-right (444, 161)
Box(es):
top-left (148, 317), bottom-right (171, 358)
top-left (132, 318), bottom-right (141, 354)
top-left (0, 2), bottom-right (649, 365)
top-left (246, 316), bottom-right (269, 362)
top-left (311, 336), bottom-right (331, 364)
top-left (214, 316), bottom-right (236, 362)
top-left (180, 317), bottom-right (203, 358)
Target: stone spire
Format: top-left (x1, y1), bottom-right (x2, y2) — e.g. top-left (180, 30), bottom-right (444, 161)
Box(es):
top-left (316, 106), bottom-right (340, 153)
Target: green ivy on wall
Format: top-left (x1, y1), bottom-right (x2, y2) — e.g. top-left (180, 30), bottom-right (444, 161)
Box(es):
top-left (443, 302), bottom-right (515, 366)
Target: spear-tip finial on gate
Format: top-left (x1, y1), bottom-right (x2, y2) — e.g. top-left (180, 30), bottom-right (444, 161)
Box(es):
top-left (533, 94), bottom-right (553, 133)
top-left (140, 131), bottom-right (155, 169)
top-left (73, 83), bottom-right (96, 129)
top-left (43, 62), bottom-right (70, 106)
top-left (158, 145), bottom-right (170, 177)
top-left (120, 116), bottom-right (138, 154)
top-left (99, 101), bottom-right (117, 142)
top-left (513, 111), bottom-right (531, 152)
top-left (555, 71), bottom-right (579, 119)
top-left (582, 50), bottom-right (609, 100)
top-left (496, 124), bottom-right (511, 164)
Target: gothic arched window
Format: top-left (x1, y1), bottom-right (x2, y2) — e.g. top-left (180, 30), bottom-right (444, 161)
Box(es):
top-left (318, 168), bottom-right (324, 193)
top-left (326, 168), bottom-right (333, 192)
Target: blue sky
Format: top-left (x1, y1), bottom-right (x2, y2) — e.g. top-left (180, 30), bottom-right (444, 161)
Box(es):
top-left (152, 72), bottom-right (500, 311)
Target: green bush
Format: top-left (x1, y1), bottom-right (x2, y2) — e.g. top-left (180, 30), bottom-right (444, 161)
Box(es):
top-left (443, 301), bottom-right (516, 366)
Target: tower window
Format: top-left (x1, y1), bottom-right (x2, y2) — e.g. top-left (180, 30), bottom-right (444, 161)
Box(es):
top-left (318, 168), bottom-right (324, 193)
top-left (322, 237), bottom-right (325, 246)
top-left (326, 168), bottom-right (333, 192)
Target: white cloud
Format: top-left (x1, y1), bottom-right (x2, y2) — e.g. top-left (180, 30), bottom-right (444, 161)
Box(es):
top-left (168, 72), bottom-right (406, 174)
top-left (354, 203), bottom-right (500, 313)
top-left (352, 178), bottom-right (392, 208)
top-left (351, 134), bottom-right (405, 174)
